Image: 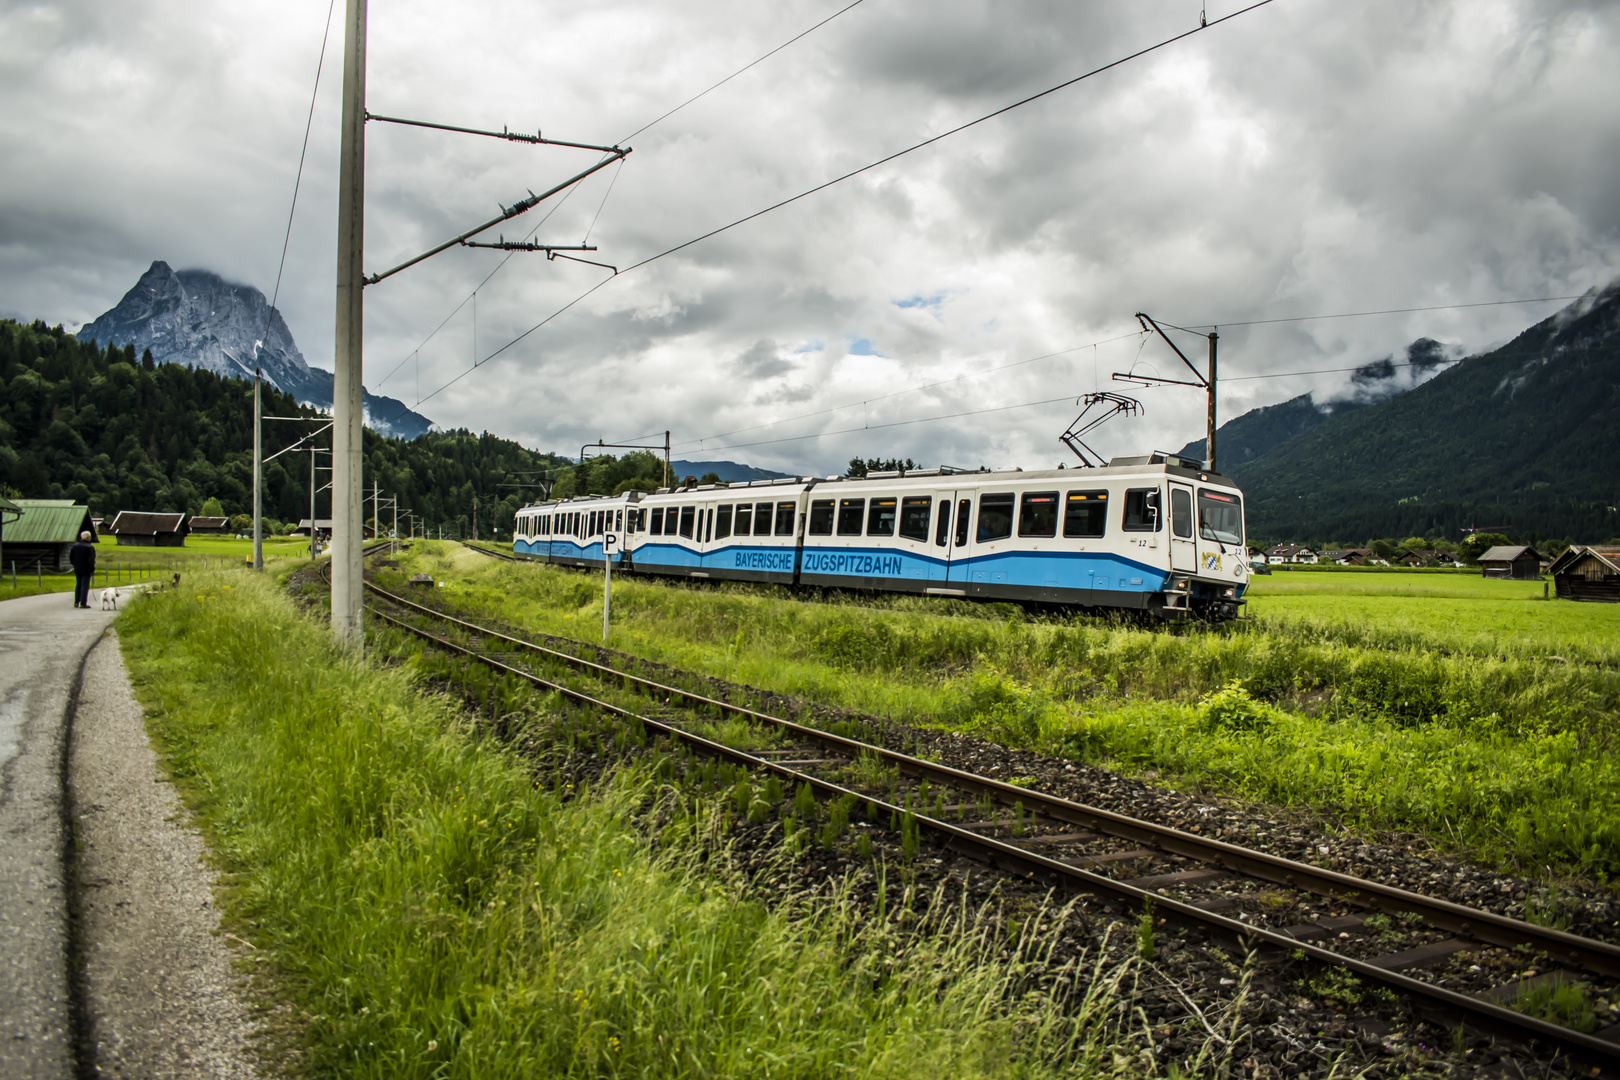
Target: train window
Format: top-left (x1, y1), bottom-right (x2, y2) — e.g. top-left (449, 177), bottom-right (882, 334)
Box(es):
top-left (650, 507), bottom-right (663, 535)
top-left (976, 493), bottom-right (1015, 543)
top-left (1123, 488), bottom-right (1161, 532)
top-left (808, 499), bottom-right (835, 536)
top-left (1063, 491), bottom-right (1107, 538)
top-left (745, 502), bottom-right (766, 536)
top-left (1171, 489), bottom-right (1192, 538)
top-left (899, 496), bottom-right (931, 541)
top-left (735, 503), bottom-right (753, 535)
top-left (867, 497), bottom-right (897, 537)
top-left (1018, 491), bottom-right (1059, 538)
top-left (716, 504), bottom-right (733, 539)
top-left (617, 509), bottom-right (624, 532)
top-left (837, 498), bottom-right (865, 536)
top-left (1197, 489), bottom-right (1244, 544)
top-left (678, 505), bottom-right (695, 539)
top-left (705, 509), bottom-right (714, 543)
top-left (935, 500), bottom-right (951, 546)
top-left (954, 499), bottom-right (970, 546)
top-left (775, 502), bottom-right (796, 536)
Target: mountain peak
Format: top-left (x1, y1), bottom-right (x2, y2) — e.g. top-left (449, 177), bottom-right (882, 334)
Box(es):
top-left (78, 262), bottom-right (433, 438)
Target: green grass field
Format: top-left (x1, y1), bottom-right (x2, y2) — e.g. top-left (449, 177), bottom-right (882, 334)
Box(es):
top-left (0, 537), bottom-right (319, 601)
top-left (117, 571), bottom-right (1143, 1078)
top-left (1246, 570), bottom-right (1616, 665)
top-left (380, 545), bottom-right (1620, 879)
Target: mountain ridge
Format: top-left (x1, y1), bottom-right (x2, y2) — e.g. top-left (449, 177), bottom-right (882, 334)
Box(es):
top-left (1215, 283), bottom-right (1620, 543)
top-left (78, 260), bottom-right (433, 438)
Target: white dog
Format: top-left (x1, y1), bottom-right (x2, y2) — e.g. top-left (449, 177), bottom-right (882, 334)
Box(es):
top-left (99, 588), bottom-right (120, 611)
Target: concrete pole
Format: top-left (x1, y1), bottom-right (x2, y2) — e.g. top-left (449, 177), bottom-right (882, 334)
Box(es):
top-left (1206, 330), bottom-right (1218, 472)
top-left (309, 449), bottom-right (317, 561)
top-left (252, 370), bottom-right (263, 570)
top-left (331, 0), bottom-right (366, 650)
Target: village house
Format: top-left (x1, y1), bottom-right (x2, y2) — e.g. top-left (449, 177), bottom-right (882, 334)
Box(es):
top-left (1321, 548), bottom-right (1387, 566)
top-left (108, 511), bottom-right (189, 547)
top-left (1477, 544), bottom-right (1543, 580)
top-left (1, 499), bottom-right (97, 573)
top-left (1265, 544), bottom-right (1318, 564)
top-left (1547, 546), bottom-right (1620, 602)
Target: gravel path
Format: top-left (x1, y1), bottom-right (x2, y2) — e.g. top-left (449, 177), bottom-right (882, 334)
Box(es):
top-left (69, 631), bottom-right (261, 1079)
top-left (0, 591), bottom-right (114, 1078)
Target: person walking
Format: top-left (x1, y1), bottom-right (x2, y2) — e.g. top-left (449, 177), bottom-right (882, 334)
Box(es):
top-left (70, 530), bottom-right (96, 608)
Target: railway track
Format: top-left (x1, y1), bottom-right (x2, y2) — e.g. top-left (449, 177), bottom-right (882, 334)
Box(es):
top-left (357, 566), bottom-right (1620, 1073)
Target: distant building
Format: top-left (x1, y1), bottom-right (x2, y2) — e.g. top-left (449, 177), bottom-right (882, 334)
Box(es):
top-left (293, 519), bottom-right (376, 540)
top-left (1477, 545), bottom-right (1542, 580)
top-left (1400, 548), bottom-right (1458, 567)
top-left (108, 511), bottom-right (189, 547)
top-left (1548, 546), bottom-right (1620, 602)
top-left (1322, 548), bottom-right (1385, 566)
top-left (188, 516), bottom-right (229, 535)
top-left (1266, 544), bottom-right (1318, 564)
top-left (2, 499), bottom-right (97, 573)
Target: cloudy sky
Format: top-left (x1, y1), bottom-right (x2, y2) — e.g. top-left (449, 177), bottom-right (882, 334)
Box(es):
top-left (4, 0), bottom-right (1619, 474)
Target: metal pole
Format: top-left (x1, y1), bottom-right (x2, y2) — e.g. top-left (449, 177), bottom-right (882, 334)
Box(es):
top-left (310, 449), bottom-right (317, 561)
top-left (253, 370), bottom-right (263, 571)
top-left (331, 0), bottom-right (366, 651)
top-left (602, 535), bottom-right (614, 642)
top-left (472, 494), bottom-right (477, 543)
top-left (1206, 330), bottom-right (1218, 472)
top-left (664, 430), bottom-right (671, 489)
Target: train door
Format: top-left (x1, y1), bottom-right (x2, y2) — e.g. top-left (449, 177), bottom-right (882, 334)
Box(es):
top-left (1168, 481), bottom-right (1197, 574)
top-left (890, 491), bottom-right (936, 584)
top-left (929, 493), bottom-right (956, 582)
top-left (944, 491), bottom-right (973, 584)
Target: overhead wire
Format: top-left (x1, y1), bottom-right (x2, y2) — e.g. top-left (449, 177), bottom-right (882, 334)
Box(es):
top-left (256, 0), bottom-right (338, 373)
top-left (438, 0), bottom-right (1279, 414)
top-left (672, 330), bottom-right (1145, 451)
top-left (373, 0), bottom-right (872, 403)
top-left (617, 0), bottom-right (868, 144)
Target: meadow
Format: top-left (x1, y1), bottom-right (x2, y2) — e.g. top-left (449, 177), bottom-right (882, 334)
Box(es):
top-left (0, 535), bottom-right (315, 599)
top-left (116, 571), bottom-right (1146, 1078)
top-left (382, 546), bottom-right (1620, 879)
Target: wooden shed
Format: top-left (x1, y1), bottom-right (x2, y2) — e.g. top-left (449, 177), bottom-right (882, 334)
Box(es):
top-left (1478, 545), bottom-right (1542, 580)
top-left (1549, 547), bottom-right (1620, 603)
top-left (2, 499), bottom-right (98, 573)
top-left (108, 511), bottom-right (190, 547)
top-left (188, 516), bottom-right (230, 535)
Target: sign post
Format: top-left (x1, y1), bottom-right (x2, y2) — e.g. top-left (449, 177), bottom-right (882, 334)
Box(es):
top-left (602, 533), bottom-right (616, 643)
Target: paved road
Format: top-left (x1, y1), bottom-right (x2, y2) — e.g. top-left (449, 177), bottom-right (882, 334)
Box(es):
top-left (0, 590), bottom-right (115, 1078)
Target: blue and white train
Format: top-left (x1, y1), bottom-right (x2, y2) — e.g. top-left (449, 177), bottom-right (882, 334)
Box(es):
top-left (511, 452), bottom-right (1249, 620)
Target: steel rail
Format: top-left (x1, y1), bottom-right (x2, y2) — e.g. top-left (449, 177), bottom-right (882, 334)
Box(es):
top-left (363, 577), bottom-right (1620, 980)
top-left (363, 596), bottom-right (1620, 1071)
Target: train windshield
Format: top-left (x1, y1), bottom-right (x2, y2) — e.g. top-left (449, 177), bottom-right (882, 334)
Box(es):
top-left (1197, 489), bottom-right (1243, 545)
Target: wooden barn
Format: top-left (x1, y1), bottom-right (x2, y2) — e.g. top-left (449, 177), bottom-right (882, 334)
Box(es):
top-left (1478, 545), bottom-right (1542, 580)
top-left (1548, 546), bottom-right (1620, 603)
top-left (188, 515), bottom-right (230, 535)
top-left (108, 511), bottom-right (190, 547)
top-left (1, 499), bottom-right (98, 573)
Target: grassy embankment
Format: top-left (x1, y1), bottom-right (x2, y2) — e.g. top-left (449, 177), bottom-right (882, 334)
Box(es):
top-left (117, 570), bottom-right (1147, 1078)
top-left (390, 545), bottom-right (1620, 879)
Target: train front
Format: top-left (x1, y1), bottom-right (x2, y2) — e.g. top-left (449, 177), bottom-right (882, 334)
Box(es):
top-left (1159, 473), bottom-right (1248, 621)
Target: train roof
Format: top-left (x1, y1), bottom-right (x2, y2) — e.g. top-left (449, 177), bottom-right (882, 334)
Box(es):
top-left (516, 453), bottom-right (1238, 513)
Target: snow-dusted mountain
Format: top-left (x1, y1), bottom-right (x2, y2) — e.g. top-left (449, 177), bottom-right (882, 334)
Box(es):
top-left (78, 261), bottom-right (432, 439)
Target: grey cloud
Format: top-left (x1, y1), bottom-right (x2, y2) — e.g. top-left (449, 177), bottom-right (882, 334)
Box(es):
top-left (6, 0), bottom-right (1620, 479)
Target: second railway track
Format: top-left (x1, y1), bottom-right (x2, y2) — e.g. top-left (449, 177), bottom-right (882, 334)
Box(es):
top-left (359, 564), bottom-right (1620, 1073)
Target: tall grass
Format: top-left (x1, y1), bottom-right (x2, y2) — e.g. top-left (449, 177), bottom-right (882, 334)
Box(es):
top-left (118, 572), bottom-right (1146, 1078)
top-left (387, 545), bottom-right (1620, 875)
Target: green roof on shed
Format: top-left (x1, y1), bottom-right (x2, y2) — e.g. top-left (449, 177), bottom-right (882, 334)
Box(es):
top-left (5, 500), bottom-right (96, 544)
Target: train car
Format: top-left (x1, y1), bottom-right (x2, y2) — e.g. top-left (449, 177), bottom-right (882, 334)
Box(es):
top-left (512, 452), bottom-right (1249, 620)
top-left (513, 490), bottom-right (641, 567)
